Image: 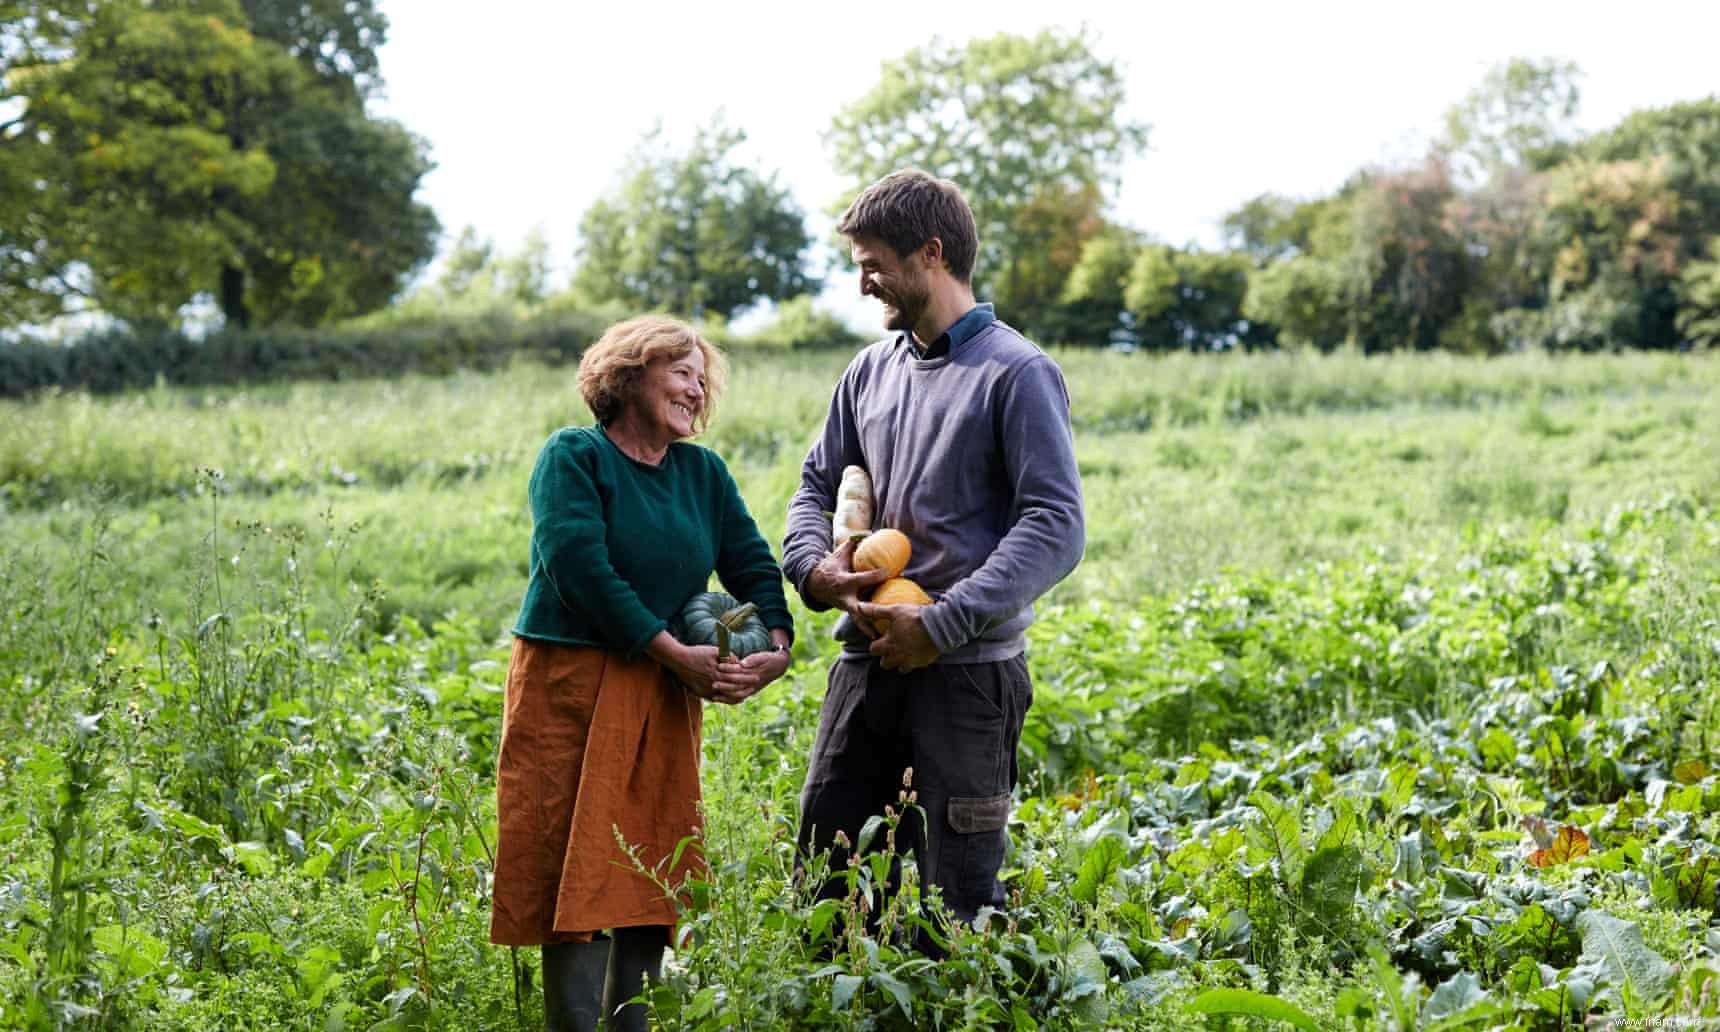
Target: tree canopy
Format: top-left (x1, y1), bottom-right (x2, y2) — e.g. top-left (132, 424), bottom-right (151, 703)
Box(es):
top-left (1442, 56), bottom-right (1583, 181)
top-left (826, 28), bottom-right (1148, 334)
top-left (1, 0), bottom-right (436, 329)
top-left (572, 122), bottom-right (818, 321)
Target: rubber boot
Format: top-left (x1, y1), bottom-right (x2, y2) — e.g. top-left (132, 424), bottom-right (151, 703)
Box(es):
top-left (603, 925), bottom-right (667, 1032)
top-left (541, 938), bottom-right (610, 1032)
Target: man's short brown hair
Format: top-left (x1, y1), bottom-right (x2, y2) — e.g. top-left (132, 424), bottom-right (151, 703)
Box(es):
top-left (836, 169), bottom-right (978, 283)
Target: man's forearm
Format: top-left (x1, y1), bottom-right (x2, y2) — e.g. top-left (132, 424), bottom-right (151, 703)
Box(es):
top-left (918, 501), bottom-right (1085, 653)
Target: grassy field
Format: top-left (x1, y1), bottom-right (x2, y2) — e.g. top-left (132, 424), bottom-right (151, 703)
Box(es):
top-left (1, 348), bottom-right (1716, 1029)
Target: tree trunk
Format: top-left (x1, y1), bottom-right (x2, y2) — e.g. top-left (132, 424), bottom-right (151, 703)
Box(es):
top-left (220, 264), bottom-right (250, 330)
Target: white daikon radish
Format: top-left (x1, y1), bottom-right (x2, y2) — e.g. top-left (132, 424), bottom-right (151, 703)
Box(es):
top-left (832, 464), bottom-right (874, 546)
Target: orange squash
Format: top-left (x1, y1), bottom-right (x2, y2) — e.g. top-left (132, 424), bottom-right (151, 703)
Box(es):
top-left (869, 576), bottom-right (931, 634)
top-left (853, 528), bottom-right (910, 579)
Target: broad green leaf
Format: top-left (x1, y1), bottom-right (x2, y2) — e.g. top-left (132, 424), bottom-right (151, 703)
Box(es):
top-left (1575, 910), bottom-right (1675, 1006)
top-left (230, 842), bottom-right (276, 873)
top-left (304, 847), bottom-right (334, 879)
top-left (1315, 802), bottom-right (1360, 853)
top-left (1073, 835), bottom-right (1126, 903)
top-left (831, 973), bottom-right (861, 1010)
top-left (1189, 988), bottom-right (1323, 1032)
top-left (1393, 830), bottom-right (1425, 882)
top-left (856, 814), bottom-right (886, 854)
top-left (1666, 854), bottom-right (1719, 910)
top-left (1383, 763), bottom-right (1419, 814)
top-left (1068, 939), bottom-right (1110, 1025)
top-left (684, 987), bottom-right (719, 1020)
top-left (807, 899), bottom-right (841, 944)
top-left (91, 925), bottom-right (166, 977)
top-left (1420, 970), bottom-right (1489, 1025)
top-left (1246, 791), bottom-right (1304, 877)
top-left (1478, 726), bottom-right (1518, 768)
top-left (869, 972), bottom-right (912, 1016)
top-left (1300, 844), bottom-right (1366, 925)
top-left (159, 807), bottom-right (227, 845)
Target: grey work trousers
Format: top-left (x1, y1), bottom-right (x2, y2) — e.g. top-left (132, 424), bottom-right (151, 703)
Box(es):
top-left (797, 654), bottom-right (1032, 953)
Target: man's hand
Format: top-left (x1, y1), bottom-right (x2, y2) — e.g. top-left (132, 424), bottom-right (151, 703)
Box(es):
top-left (857, 601), bottom-right (940, 672)
top-left (804, 538), bottom-right (890, 635)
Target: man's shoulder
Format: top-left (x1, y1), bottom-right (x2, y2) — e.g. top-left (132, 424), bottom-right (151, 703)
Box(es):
top-left (970, 319), bottom-right (1056, 369)
top-left (840, 337), bottom-right (904, 380)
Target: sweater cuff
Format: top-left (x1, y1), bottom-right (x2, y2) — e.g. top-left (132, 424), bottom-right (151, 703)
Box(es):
top-left (791, 563), bottom-right (834, 613)
top-left (918, 602), bottom-right (965, 655)
top-left (624, 618), bottom-right (669, 661)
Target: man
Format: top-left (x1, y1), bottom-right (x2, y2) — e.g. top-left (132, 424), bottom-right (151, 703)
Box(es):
top-left (781, 168), bottom-right (1085, 952)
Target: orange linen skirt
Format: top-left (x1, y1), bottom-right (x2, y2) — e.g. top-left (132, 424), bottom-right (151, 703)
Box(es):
top-left (489, 637), bottom-right (705, 946)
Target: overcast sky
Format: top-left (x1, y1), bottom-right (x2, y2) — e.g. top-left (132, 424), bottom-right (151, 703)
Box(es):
top-left (372, 0), bottom-right (1720, 330)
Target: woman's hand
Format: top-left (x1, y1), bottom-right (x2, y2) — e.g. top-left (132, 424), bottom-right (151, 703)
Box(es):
top-left (648, 630), bottom-right (792, 705)
top-left (707, 636), bottom-right (792, 705)
top-left (648, 633), bottom-right (726, 700)
top-left (706, 657), bottom-right (765, 705)
top-left (732, 648), bottom-right (791, 696)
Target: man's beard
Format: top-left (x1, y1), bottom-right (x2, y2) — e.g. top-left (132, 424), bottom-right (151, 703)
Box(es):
top-left (881, 283), bottom-right (928, 333)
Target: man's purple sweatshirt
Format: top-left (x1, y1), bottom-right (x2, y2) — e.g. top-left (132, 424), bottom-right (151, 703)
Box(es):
top-left (781, 310), bottom-right (1085, 664)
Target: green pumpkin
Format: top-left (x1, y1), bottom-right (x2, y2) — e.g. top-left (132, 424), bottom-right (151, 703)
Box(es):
top-left (672, 591), bottom-right (773, 659)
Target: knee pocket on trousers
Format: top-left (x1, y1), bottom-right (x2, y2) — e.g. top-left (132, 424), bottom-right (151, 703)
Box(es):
top-left (947, 792), bottom-right (1010, 833)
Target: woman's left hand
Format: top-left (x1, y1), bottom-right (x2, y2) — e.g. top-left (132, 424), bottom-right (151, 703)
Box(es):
top-left (706, 648), bottom-right (790, 706)
top-left (744, 648), bottom-right (792, 688)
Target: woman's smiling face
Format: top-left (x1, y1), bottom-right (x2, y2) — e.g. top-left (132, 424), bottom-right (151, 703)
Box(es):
top-left (634, 347), bottom-right (707, 440)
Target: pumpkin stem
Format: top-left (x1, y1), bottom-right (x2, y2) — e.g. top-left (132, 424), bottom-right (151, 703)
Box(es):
top-left (718, 602), bottom-right (757, 630)
top-left (715, 623), bottom-right (731, 661)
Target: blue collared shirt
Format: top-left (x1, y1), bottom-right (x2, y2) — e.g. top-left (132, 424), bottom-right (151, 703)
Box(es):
top-left (908, 302), bottom-right (995, 360)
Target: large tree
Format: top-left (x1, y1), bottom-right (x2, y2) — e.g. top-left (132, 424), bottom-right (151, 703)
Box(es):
top-left (825, 28), bottom-right (1148, 332)
top-left (1222, 193), bottom-right (1333, 265)
top-left (1059, 231), bottom-right (1265, 350)
top-left (1123, 245), bottom-right (1259, 351)
top-left (239, 0), bottom-right (388, 100)
top-left (1442, 57), bottom-right (1583, 183)
top-left (1676, 240), bottom-right (1720, 350)
top-left (0, 2), bottom-right (86, 326)
top-left (1240, 160), bottom-right (1472, 353)
top-left (1489, 98), bottom-right (1720, 351)
top-left (1054, 225), bottom-right (1141, 346)
top-left (572, 122), bottom-right (818, 321)
top-left (1, 0), bottom-right (437, 329)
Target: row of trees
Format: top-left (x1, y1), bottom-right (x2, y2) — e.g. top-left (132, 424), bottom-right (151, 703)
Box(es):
top-left (4, 10), bottom-right (1717, 352)
top-left (565, 41), bottom-right (1720, 353)
top-left (813, 45), bottom-right (1720, 354)
top-left (1206, 72), bottom-right (1720, 353)
top-left (425, 29), bottom-right (1147, 331)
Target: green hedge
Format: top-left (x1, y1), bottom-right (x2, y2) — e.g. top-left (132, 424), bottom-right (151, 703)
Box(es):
top-left (0, 310), bottom-right (611, 399)
top-left (0, 302), bottom-right (869, 399)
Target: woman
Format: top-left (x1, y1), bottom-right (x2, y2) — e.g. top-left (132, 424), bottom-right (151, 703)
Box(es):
top-left (489, 315), bottom-right (794, 1031)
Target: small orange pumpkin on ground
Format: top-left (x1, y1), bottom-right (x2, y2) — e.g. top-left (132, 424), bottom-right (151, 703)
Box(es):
top-left (869, 576), bottom-right (931, 634)
top-left (853, 528), bottom-right (911, 579)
